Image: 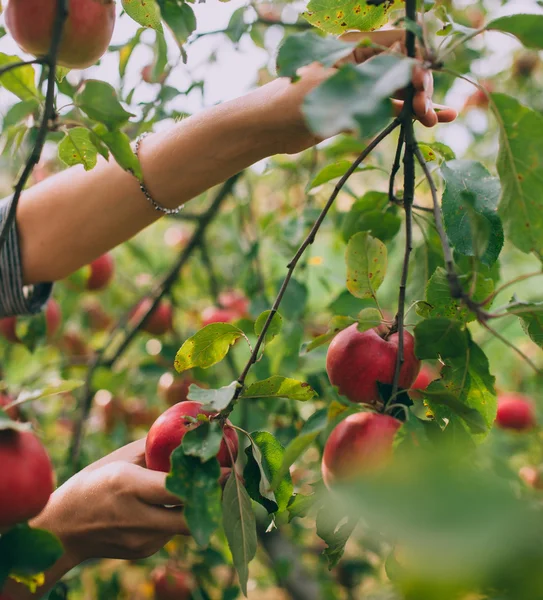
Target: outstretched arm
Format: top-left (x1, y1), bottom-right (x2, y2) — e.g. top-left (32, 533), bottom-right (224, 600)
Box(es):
top-left (17, 30), bottom-right (455, 286)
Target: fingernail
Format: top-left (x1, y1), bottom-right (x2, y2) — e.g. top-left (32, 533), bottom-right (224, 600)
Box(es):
top-left (425, 97), bottom-right (432, 115)
top-left (423, 71), bottom-right (432, 92)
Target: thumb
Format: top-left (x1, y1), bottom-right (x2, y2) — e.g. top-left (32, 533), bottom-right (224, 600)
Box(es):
top-left (129, 465), bottom-right (186, 507)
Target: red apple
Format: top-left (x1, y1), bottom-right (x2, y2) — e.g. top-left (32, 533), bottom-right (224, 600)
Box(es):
top-left (0, 394), bottom-right (20, 421)
top-left (5, 0), bottom-right (116, 70)
top-left (159, 376), bottom-right (197, 407)
top-left (326, 325), bottom-right (421, 405)
top-left (60, 330), bottom-right (91, 359)
top-left (201, 306), bottom-right (239, 327)
top-left (218, 290), bottom-right (250, 317)
top-left (124, 398), bottom-right (159, 429)
top-left (152, 566), bottom-right (193, 600)
top-left (145, 401), bottom-right (238, 472)
top-left (0, 317), bottom-right (18, 344)
top-left (322, 412), bottom-right (401, 488)
top-left (409, 364), bottom-right (438, 400)
top-left (0, 429), bottom-right (55, 530)
top-left (131, 299), bottom-right (173, 336)
top-left (495, 393), bottom-right (536, 432)
top-left (45, 299), bottom-right (62, 338)
top-left (82, 298), bottom-right (113, 331)
top-left (142, 64), bottom-right (167, 85)
top-left (86, 253), bottom-right (115, 291)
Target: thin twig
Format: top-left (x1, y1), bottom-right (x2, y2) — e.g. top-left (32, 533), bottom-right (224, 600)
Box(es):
top-left (224, 119), bottom-right (401, 413)
top-left (0, 0), bottom-right (69, 254)
top-left (390, 0), bottom-right (417, 401)
top-left (482, 271), bottom-right (543, 305)
top-left (388, 126), bottom-right (405, 205)
top-left (0, 58), bottom-right (43, 77)
top-left (68, 175), bottom-right (242, 470)
top-left (481, 321), bottom-right (541, 374)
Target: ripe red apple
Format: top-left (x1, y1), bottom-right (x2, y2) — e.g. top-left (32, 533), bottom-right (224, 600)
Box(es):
top-left (326, 324), bottom-right (421, 405)
top-left (408, 364), bottom-right (438, 400)
top-left (0, 394), bottom-right (20, 421)
top-left (82, 298), bottom-right (113, 331)
top-left (131, 299), bottom-right (173, 336)
top-left (158, 376), bottom-right (197, 407)
top-left (322, 412), bottom-right (401, 488)
top-left (0, 429), bottom-right (55, 530)
top-left (5, 0), bottom-right (116, 70)
top-left (218, 290), bottom-right (250, 317)
top-left (495, 393), bottom-right (536, 432)
top-left (152, 566), bottom-right (193, 600)
top-left (86, 253), bottom-right (115, 291)
top-left (145, 401), bottom-right (238, 472)
top-left (201, 306), bottom-right (239, 327)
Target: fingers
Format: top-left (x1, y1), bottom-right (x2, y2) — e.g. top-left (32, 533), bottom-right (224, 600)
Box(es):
top-left (391, 100), bottom-right (457, 126)
top-left (146, 505), bottom-right (191, 536)
top-left (85, 438), bottom-right (148, 472)
top-left (132, 467), bottom-right (187, 506)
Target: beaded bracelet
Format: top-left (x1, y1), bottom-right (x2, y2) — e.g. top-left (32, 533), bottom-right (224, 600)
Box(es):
top-left (134, 132), bottom-right (183, 215)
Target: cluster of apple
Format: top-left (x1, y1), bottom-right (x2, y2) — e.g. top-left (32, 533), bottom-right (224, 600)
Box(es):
top-left (321, 322), bottom-right (541, 491)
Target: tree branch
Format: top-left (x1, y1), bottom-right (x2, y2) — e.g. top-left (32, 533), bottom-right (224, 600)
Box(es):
top-left (0, 0), bottom-right (69, 254)
top-left (67, 175), bottom-right (242, 471)
top-left (225, 119), bottom-right (401, 413)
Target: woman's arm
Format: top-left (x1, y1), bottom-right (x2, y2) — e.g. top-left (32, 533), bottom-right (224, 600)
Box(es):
top-left (2, 439), bottom-right (194, 600)
top-left (17, 30), bottom-right (456, 286)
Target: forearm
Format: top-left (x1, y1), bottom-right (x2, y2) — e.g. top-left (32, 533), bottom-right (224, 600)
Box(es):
top-left (18, 88), bottom-right (280, 285)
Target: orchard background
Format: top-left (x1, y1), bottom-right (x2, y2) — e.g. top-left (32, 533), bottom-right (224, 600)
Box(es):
top-left (1, 0), bottom-right (543, 599)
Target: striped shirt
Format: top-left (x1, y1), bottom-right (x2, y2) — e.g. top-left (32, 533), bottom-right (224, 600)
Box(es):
top-left (0, 197), bottom-right (52, 318)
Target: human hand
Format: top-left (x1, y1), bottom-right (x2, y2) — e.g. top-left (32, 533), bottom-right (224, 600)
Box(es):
top-left (255, 29), bottom-right (457, 154)
top-left (31, 439), bottom-right (190, 566)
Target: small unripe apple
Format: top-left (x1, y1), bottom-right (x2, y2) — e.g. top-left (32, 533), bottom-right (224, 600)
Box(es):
top-left (519, 466), bottom-right (543, 490)
top-left (218, 290), bottom-right (250, 317)
top-left (326, 324), bottom-right (421, 405)
top-left (201, 306), bottom-right (239, 327)
top-left (322, 412), bottom-right (401, 488)
top-left (0, 429), bottom-right (55, 530)
top-left (145, 401), bottom-right (238, 472)
top-left (495, 393), bottom-right (536, 432)
top-left (131, 299), bottom-right (173, 336)
top-left (5, 0), bottom-right (116, 70)
top-left (86, 253), bottom-right (115, 291)
top-left (152, 565), bottom-right (193, 600)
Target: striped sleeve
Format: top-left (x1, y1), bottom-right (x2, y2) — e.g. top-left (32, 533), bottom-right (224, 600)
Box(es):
top-left (0, 196), bottom-right (52, 318)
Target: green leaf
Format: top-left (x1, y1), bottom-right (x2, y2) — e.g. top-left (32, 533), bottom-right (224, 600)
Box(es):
top-left (74, 80), bottom-right (134, 130)
top-left (487, 14), bottom-right (543, 50)
top-left (342, 191), bottom-right (401, 243)
top-left (222, 474), bottom-right (257, 597)
top-left (287, 492), bottom-right (318, 522)
top-left (175, 324), bottom-right (245, 372)
top-left (425, 141), bottom-right (456, 162)
top-left (188, 381), bottom-right (239, 412)
top-left (493, 93), bottom-right (543, 259)
top-left (182, 421), bottom-right (224, 463)
top-left (345, 232), bottom-right (387, 300)
top-left (93, 126), bottom-right (142, 178)
top-left (166, 450), bottom-right (222, 547)
top-left (305, 315), bottom-right (356, 352)
top-left (2, 99), bottom-right (38, 127)
top-left (424, 338), bottom-right (497, 440)
top-left (276, 278), bottom-right (308, 320)
top-left (0, 53), bottom-right (39, 101)
top-left (418, 267), bottom-right (494, 323)
top-left (302, 0), bottom-right (404, 34)
top-left (441, 160), bottom-right (503, 266)
top-left (226, 7), bottom-right (248, 43)
top-left (0, 524), bottom-right (63, 583)
top-left (316, 505), bottom-right (358, 569)
top-left (357, 307), bottom-right (382, 332)
top-left (159, 0), bottom-right (196, 47)
top-left (122, 0), bottom-right (164, 32)
top-left (508, 298), bottom-right (543, 348)
top-left (304, 56), bottom-right (414, 138)
top-left (58, 128), bottom-right (98, 171)
top-left (241, 376), bottom-right (317, 401)
top-left (254, 311), bottom-right (283, 344)
top-left (414, 318), bottom-right (468, 360)
top-left (13, 380), bottom-right (83, 408)
top-left (307, 160), bottom-right (376, 191)
top-left (276, 32), bottom-right (356, 79)
top-left (244, 431), bottom-right (293, 514)
top-left (273, 408), bottom-right (328, 490)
